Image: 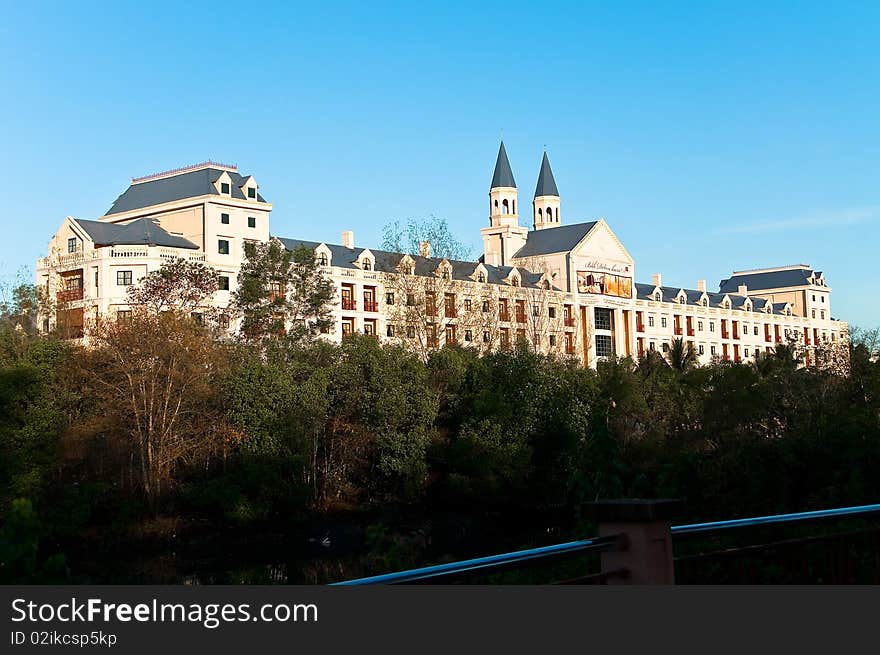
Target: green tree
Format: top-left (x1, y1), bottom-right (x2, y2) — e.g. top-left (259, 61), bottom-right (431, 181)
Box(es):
top-left (667, 337), bottom-right (699, 373)
top-left (127, 258), bottom-right (219, 314)
top-left (233, 240), bottom-right (334, 343)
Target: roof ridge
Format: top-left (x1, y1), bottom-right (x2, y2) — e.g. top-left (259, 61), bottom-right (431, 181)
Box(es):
top-left (131, 161), bottom-right (237, 184)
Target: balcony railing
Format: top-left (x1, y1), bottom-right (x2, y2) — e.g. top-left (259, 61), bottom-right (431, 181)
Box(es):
top-left (636, 323), bottom-right (645, 332)
top-left (57, 288), bottom-right (84, 303)
top-left (40, 246), bottom-right (207, 270)
top-left (445, 307), bottom-right (457, 318)
top-left (363, 301), bottom-right (379, 312)
top-left (499, 311), bottom-right (510, 322)
top-left (563, 317), bottom-right (575, 327)
top-left (342, 298), bottom-right (356, 311)
top-left (686, 328), bottom-right (695, 336)
top-left (674, 326), bottom-right (683, 336)
top-left (515, 312), bottom-right (527, 324)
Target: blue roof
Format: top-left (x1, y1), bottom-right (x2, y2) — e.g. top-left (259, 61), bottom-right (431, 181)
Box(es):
top-left (276, 237), bottom-right (551, 289)
top-left (106, 167), bottom-right (267, 215)
top-left (74, 217), bottom-right (199, 249)
top-left (635, 281), bottom-right (783, 314)
top-left (533, 152), bottom-right (559, 197)
top-left (490, 142), bottom-right (516, 189)
top-left (719, 267), bottom-right (819, 293)
top-left (512, 222), bottom-right (598, 258)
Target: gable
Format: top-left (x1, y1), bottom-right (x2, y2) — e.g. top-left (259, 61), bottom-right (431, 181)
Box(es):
top-left (571, 220), bottom-right (634, 267)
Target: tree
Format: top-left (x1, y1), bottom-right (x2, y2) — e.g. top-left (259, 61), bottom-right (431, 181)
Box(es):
top-left (0, 267), bottom-right (51, 337)
top-left (83, 311), bottom-right (233, 507)
top-left (667, 337), bottom-right (699, 372)
top-left (127, 258), bottom-right (219, 315)
top-left (381, 215), bottom-right (473, 261)
top-left (233, 240), bottom-right (334, 343)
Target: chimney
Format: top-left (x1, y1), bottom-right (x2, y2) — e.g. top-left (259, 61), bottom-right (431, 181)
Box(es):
top-left (652, 272), bottom-right (662, 287)
top-left (341, 230), bottom-right (354, 249)
top-left (419, 241), bottom-right (431, 258)
top-left (738, 284), bottom-right (748, 296)
top-left (697, 279), bottom-right (706, 293)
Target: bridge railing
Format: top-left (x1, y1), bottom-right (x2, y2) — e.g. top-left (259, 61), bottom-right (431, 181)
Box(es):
top-left (332, 501), bottom-right (880, 585)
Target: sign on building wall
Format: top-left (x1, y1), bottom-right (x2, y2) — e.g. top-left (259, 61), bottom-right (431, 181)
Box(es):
top-left (577, 271), bottom-right (632, 298)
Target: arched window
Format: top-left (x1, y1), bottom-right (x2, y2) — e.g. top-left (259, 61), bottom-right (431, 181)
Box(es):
top-left (537, 208), bottom-right (543, 219)
top-left (547, 208), bottom-right (553, 221)
top-left (494, 199), bottom-right (498, 209)
top-left (512, 200), bottom-right (516, 214)
top-left (502, 199), bottom-right (509, 214)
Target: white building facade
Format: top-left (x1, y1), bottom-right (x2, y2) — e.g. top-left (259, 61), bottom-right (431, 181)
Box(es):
top-left (37, 150), bottom-right (847, 367)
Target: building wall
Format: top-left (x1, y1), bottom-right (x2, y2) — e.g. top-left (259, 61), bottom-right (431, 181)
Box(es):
top-left (36, 164), bottom-right (848, 367)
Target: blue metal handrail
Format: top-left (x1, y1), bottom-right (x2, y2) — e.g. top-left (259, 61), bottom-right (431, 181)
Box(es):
top-left (332, 502), bottom-right (880, 585)
top-left (671, 502), bottom-right (880, 535)
top-left (332, 534), bottom-right (620, 585)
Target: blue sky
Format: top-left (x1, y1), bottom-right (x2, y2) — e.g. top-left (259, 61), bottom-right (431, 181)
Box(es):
top-left (1, 1), bottom-right (877, 326)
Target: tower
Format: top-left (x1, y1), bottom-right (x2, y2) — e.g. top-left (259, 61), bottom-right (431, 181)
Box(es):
top-left (532, 151), bottom-right (560, 230)
top-left (481, 141), bottom-right (528, 266)
top-left (488, 141), bottom-right (519, 227)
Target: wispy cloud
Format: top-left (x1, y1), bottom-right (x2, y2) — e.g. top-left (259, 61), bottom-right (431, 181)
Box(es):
top-left (713, 205), bottom-right (880, 235)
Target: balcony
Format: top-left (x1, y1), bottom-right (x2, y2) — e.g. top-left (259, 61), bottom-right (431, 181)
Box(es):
top-left (363, 301), bottom-right (379, 312)
top-left (674, 326), bottom-right (683, 336)
top-left (342, 298), bottom-right (356, 311)
top-left (499, 311), bottom-right (510, 322)
top-left (565, 345), bottom-right (575, 355)
top-left (57, 288), bottom-right (84, 303)
top-left (445, 307), bottom-right (457, 319)
top-left (686, 328), bottom-right (695, 337)
top-left (515, 312), bottom-right (526, 324)
top-left (563, 317), bottom-right (575, 328)
top-left (636, 322), bottom-right (645, 332)
top-left (721, 330), bottom-right (729, 339)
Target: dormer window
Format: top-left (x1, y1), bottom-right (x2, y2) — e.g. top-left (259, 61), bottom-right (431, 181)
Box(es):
top-left (478, 272), bottom-right (486, 283)
top-left (363, 259), bottom-right (372, 271)
top-left (221, 182), bottom-right (230, 194)
top-left (318, 253), bottom-right (328, 266)
top-left (511, 277), bottom-right (520, 287)
top-left (247, 187), bottom-right (256, 199)
top-left (442, 270), bottom-right (451, 280)
top-left (67, 237), bottom-right (77, 253)
top-left (654, 292), bottom-right (661, 302)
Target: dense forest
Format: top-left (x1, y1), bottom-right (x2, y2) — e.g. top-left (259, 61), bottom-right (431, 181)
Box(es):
top-left (1, 253), bottom-right (879, 583)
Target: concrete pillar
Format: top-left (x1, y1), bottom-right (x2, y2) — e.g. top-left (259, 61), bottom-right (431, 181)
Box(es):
top-left (591, 499), bottom-right (682, 585)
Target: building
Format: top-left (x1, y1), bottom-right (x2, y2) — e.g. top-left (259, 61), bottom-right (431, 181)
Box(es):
top-left (36, 147), bottom-right (847, 366)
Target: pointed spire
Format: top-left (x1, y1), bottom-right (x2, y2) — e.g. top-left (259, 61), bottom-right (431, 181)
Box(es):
top-left (490, 141), bottom-right (516, 189)
top-left (534, 151), bottom-right (559, 197)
